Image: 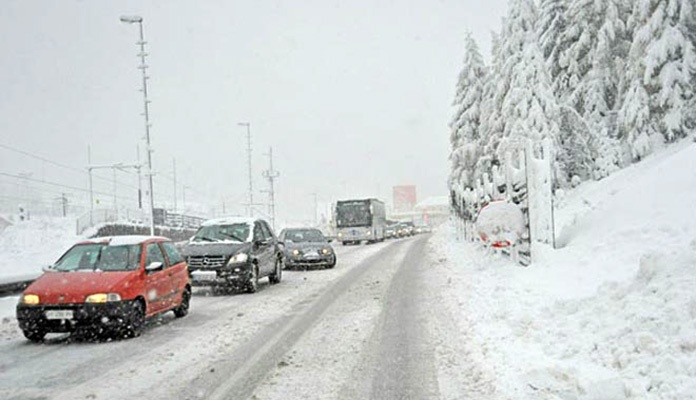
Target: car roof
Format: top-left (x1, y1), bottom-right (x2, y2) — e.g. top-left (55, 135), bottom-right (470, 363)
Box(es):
top-left (78, 235), bottom-right (169, 246)
top-left (201, 217), bottom-right (258, 227)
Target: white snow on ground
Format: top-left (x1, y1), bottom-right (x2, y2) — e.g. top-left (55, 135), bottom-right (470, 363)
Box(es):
top-left (0, 217), bottom-right (80, 284)
top-left (436, 140), bottom-right (696, 399)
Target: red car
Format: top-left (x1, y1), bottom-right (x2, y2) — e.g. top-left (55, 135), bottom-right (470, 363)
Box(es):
top-left (16, 236), bottom-right (191, 341)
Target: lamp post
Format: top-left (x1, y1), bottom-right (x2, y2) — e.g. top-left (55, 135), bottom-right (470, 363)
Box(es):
top-left (237, 122), bottom-right (253, 216)
top-left (120, 15), bottom-right (156, 236)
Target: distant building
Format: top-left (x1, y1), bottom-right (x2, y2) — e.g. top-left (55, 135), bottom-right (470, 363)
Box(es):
top-left (388, 195), bottom-right (450, 226)
top-left (414, 196), bottom-right (450, 226)
top-left (393, 185), bottom-right (417, 213)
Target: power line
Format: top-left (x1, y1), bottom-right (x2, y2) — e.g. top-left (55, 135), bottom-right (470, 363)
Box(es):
top-left (0, 193), bottom-right (86, 206)
top-left (0, 142), bottom-right (140, 190)
top-left (0, 172), bottom-right (137, 202)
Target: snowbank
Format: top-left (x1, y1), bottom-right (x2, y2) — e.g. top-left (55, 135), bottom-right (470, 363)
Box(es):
top-left (0, 217), bottom-right (80, 284)
top-left (437, 140), bottom-right (696, 399)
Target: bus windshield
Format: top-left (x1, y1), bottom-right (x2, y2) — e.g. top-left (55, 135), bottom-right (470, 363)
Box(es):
top-left (336, 202), bottom-right (372, 228)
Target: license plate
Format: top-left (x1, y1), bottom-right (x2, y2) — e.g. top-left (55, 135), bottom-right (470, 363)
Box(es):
top-left (304, 251), bottom-right (319, 258)
top-left (45, 310), bottom-right (73, 320)
top-left (192, 271), bottom-right (217, 282)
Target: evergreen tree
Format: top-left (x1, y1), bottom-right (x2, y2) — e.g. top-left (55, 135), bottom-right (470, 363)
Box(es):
top-left (477, 29), bottom-right (506, 176)
top-left (620, 0), bottom-right (696, 160)
top-left (538, 0), bottom-right (568, 88)
top-left (479, 0), bottom-right (538, 166)
top-left (497, 0), bottom-right (561, 155)
top-left (449, 33), bottom-right (487, 190)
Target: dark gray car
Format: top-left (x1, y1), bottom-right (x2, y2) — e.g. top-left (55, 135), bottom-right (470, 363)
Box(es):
top-left (279, 228), bottom-right (336, 270)
top-left (179, 217), bottom-right (284, 293)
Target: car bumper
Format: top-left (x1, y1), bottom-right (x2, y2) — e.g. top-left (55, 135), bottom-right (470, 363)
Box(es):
top-left (16, 300), bottom-right (139, 333)
top-left (189, 265), bottom-right (253, 286)
top-left (286, 255), bottom-right (334, 268)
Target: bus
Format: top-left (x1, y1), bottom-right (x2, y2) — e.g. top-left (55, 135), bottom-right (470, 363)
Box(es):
top-left (335, 198), bottom-right (386, 245)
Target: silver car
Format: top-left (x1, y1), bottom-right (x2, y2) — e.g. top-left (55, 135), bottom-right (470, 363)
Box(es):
top-left (279, 228), bottom-right (336, 270)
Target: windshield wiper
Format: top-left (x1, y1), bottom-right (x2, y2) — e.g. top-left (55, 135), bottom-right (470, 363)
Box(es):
top-left (220, 232), bottom-right (245, 242)
top-left (195, 236), bottom-right (216, 242)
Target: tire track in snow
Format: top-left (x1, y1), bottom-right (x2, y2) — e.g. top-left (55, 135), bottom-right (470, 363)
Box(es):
top-left (342, 236), bottom-right (441, 400)
top-left (174, 239), bottom-right (411, 400)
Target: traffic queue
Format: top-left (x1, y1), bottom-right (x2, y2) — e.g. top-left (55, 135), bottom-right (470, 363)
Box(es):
top-left (15, 201), bottom-right (430, 342)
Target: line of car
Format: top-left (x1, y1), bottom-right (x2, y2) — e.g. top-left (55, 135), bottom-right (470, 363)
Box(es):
top-left (15, 217), bottom-right (337, 342)
top-left (384, 221), bottom-right (432, 239)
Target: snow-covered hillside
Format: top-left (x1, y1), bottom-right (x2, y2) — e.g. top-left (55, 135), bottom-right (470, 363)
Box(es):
top-left (0, 217), bottom-right (80, 284)
top-left (435, 139), bottom-right (696, 399)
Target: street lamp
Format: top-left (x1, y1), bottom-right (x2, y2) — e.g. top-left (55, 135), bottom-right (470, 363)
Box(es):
top-left (237, 122), bottom-right (253, 216)
top-left (120, 14), bottom-right (156, 236)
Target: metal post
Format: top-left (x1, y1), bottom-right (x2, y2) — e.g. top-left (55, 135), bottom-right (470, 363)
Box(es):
top-left (312, 193), bottom-right (318, 226)
top-left (172, 158), bottom-right (177, 213)
top-left (136, 146), bottom-right (143, 209)
top-left (263, 147), bottom-right (280, 229)
top-left (138, 21), bottom-right (156, 236)
top-left (121, 16), bottom-right (156, 235)
top-left (237, 122), bottom-right (253, 216)
top-left (182, 185), bottom-right (188, 214)
top-left (87, 145), bottom-right (94, 225)
top-left (112, 167), bottom-right (118, 215)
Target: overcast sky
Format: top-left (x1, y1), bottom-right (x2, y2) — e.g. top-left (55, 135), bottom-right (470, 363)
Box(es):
top-left (0, 0), bottom-right (507, 223)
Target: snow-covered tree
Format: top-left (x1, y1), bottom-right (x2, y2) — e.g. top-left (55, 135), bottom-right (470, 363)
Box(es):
top-left (620, 0), bottom-right (696, 160)
top-left (538, 0), bottom-right (568, 89)
top-left (477, 29), bottom-right (506, 176)
top-left (479, 0), bottom-right (539, 170)
top-left (497, 0), bottom-right (561, 156)
top-left (585, 0), bottom-right (629, 176)
top-left (557, 107), bottom-right (597, 182)
top-left (449, 33), bottom-right (486, 189)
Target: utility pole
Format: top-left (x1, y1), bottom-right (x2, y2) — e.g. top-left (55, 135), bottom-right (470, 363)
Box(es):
top-left (112, 168), bottom-right (118, 214)
top-left (88, 162), bottom-right (143, 221)
top-left (182, 185), bottom-right (188, 212)
top-left (262, 147), bottom-right (280, 229)
top-left (311, 192), bottom-right (318, 226)
top-left (59, 193), bottom-right (68, 217)
top-left (237, 122), bottom-right (253, 216)
top-left (172, 158), bottom-right (177, 213)
top-left (136, 146), bottom-right (143, 209)
top-left (120, 15), bottom-right (156, 236)
top-left (87, 145), bottom-right (94, 225)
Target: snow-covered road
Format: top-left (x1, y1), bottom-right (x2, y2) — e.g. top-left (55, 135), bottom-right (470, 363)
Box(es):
top-left (0, 234), bottom-right (482, 400)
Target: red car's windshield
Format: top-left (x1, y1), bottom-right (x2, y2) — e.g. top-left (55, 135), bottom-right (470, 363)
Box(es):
top-left (53, 244), bottom-right (142, 272)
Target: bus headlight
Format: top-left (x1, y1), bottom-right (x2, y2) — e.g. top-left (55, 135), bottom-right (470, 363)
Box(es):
top-left (366, 231), bottom-right (372, 236)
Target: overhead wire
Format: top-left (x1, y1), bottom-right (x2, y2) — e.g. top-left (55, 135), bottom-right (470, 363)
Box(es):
top-left (0, 142), bottom-right (140, 190)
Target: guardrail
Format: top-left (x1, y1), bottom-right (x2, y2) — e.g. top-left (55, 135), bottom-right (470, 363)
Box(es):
top-left (0, 279), bottom-right (34, 297)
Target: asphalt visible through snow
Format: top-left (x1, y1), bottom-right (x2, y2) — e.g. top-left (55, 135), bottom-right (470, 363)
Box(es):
top-left (365, 237), bottom-right (440, 399)
top-left (0, 234), bottom-right (458, 400)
